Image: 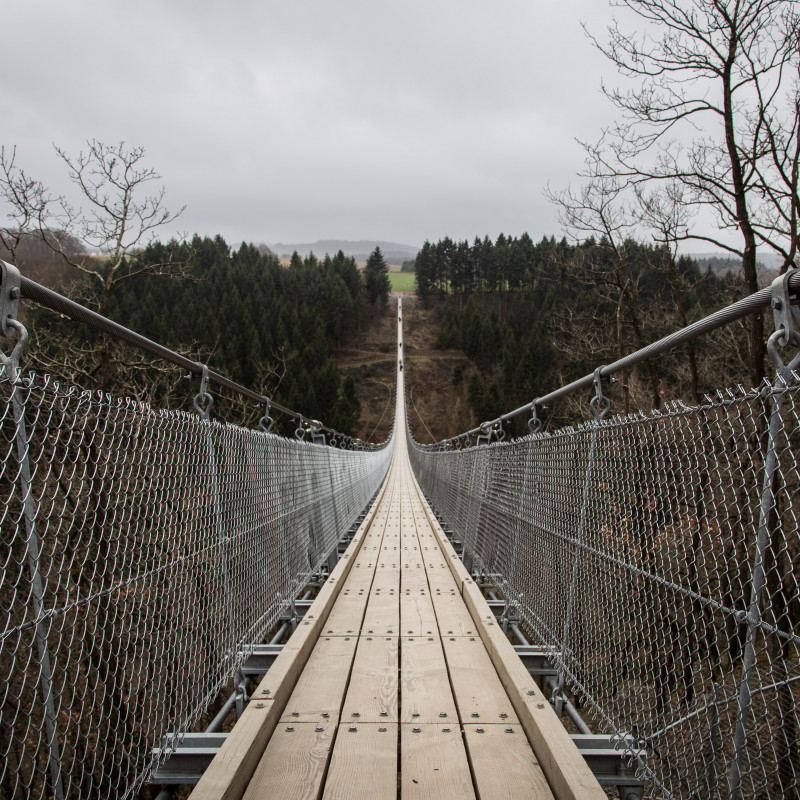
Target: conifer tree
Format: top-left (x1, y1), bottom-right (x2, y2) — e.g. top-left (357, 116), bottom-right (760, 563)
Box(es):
top-left (364, 246), bottom-right (391, 309)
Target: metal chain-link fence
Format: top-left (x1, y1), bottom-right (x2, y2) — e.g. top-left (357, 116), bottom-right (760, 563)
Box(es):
top-left (409, 373), bottom-right (800, 799)
top-left (0, 366), bottom-right (393, 800)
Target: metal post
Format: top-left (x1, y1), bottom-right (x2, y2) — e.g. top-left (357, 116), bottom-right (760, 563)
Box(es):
top-left (554, 369), bottom-right (610, 717)
top-left (193, 368), bottom-right (242, 712)
top-left (727, 329), bottom-right (800, 799)
top-left (728, 282), bottom-right (800, 799)
top-left (0, 261), bottom-right (65, 800)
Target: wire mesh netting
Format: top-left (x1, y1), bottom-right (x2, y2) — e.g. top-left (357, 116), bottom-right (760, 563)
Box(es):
top-left (0, 369), bottom-right (393, 799)
top-left (409, 376), bottom-right (800, 800)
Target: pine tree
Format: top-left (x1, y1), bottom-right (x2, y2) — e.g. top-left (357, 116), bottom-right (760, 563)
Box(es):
top-left (364, 246), bottom-right (391, 309)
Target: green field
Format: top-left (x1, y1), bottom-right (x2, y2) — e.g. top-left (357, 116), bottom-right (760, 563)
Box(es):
top-left (388, 270), bottom-right (416, 292)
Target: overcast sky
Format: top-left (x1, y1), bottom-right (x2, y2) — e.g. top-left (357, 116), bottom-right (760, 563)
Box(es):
top-left (4, 1), bottom-right (625, 250)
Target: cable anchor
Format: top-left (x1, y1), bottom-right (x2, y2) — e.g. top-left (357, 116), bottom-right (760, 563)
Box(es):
top-left (0, 260), bottom-right (27, 376)
top-left (527, 401), bottom-right (543, 434)
top-left (768, 269), bottom-right (800, 384)
top-left (192, 364), bottom-right (214, 420)
top-left (590, 367), bottom-right (612, 420)
top-left (258, 399), bottom-right (274, 433)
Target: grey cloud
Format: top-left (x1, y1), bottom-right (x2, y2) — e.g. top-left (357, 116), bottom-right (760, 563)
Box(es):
top-left (3, 0), bottom-right (617, 247)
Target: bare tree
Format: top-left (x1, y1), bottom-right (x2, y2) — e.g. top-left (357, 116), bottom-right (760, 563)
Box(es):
top-left (546, 166), bottom-right (662, 411)
top-left (0, 141), bottom-right (187, 391)
top-left (582, 0), bottom-right (800, 386)
top-left (0, 140), bottom-right (185, 316)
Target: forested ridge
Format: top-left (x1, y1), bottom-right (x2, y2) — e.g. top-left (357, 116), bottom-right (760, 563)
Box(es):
top-left (21, 235), bottom-right (395, 436)
top-left (413, 233), bottom-right (749, 432)
top-left (9, 226), bottom-right (757, 439)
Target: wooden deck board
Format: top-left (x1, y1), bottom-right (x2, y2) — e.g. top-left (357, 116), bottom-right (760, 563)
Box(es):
top-left (400, 724), bottom-right (476, 800)
top-left (279, 635), bottom-right (358, 722)
top-left (399, 636), bottom-right (458, 724)
top-left (193, 298), bottom-right (604, 800)
top-left (441, 635), bottom-right (519, 724)
top-left (400, 589), bottom-right (438, 636)
top-left (361, 587), bottom-right (400, 635)
top-left (340, 635), bottom-right (399, 723)
top-left (463, 724), bottom-right (555, 800)
top-left (322, 723), bottom-right (398, 800)
top-left (242, 720), bottom-right (335, 800)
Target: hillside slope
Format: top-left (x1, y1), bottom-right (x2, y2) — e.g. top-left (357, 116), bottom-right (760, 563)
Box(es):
top-left (335, 294), bottom-right (473, 444)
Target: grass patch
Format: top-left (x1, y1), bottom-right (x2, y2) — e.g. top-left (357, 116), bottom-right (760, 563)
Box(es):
top-left (388, 271), bottom-right (416, 292)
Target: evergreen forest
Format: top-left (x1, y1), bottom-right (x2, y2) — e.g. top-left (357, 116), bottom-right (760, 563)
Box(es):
top-left (23, 236), bottom-right (392, 436)
top-left (413, 233), bottom-right (750, 432)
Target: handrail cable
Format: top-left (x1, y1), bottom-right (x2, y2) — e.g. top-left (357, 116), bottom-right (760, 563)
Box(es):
top-left (438, 269), bottom-right (800, 447)
top-left (8, 266), bottom-right (372, 447)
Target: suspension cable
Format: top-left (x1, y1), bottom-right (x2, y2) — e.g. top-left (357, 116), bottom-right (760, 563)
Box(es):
top-left (12, 268), bottom-right (369, 447)
top-left (436, 269), bottom-right (800, 447)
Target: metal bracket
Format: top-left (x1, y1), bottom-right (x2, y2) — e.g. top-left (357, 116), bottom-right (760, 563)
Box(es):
top-left (770, 269), bottom-right (799, 347)
top-left (768, 270), bottom-right (800, 381)
top-left (477, 420), bottom-right (505, 446)
top-left (528, 401), bottom-right (543, 434)
top-left (258, 400), bottom-right (274, 433)
top-left (590, 367), bottom-right (612, 420)
top-left (0, 260), bottom-right (22, 338)
top-left (309, 420), bottom-right (326, 445)
top-left (192, 364), bottom-right (214, 419)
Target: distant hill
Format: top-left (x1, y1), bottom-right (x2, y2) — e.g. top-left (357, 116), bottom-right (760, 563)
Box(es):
top-left (268, 239), bottom-right (419, 265)
top-left (687, 251), bottom-right (781, 284)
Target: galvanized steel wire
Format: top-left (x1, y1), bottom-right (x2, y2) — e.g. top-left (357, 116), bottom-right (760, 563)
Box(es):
top-left (409, 360), bottom-right (800, 798)
top-left (0, 363), bottom-right (392, 799)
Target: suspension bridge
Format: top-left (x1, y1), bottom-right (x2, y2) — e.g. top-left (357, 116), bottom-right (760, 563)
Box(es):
top-left (2, 261), bottom-right (800, 799)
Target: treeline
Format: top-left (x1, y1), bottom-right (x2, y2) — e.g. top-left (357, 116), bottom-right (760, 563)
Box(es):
top-left (28, 235), bottom-right (382, 435)
top-left (416, 233), bottom-right (747, 430)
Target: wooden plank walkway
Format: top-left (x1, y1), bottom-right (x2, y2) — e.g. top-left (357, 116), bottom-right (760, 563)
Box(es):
top-left (190, 300), bottom-right (605, 800)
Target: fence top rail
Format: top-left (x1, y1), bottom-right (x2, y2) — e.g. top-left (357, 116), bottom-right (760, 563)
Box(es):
top-left (1, 261), bottom-right (377, 448)
top-left (431, 268), bottom-right (800, 448)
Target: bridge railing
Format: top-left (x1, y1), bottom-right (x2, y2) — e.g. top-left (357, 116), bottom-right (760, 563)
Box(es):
top-left (409, 271), bottom-right (800, 799)
top-left (0, 264), bottom-right (393, 799)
